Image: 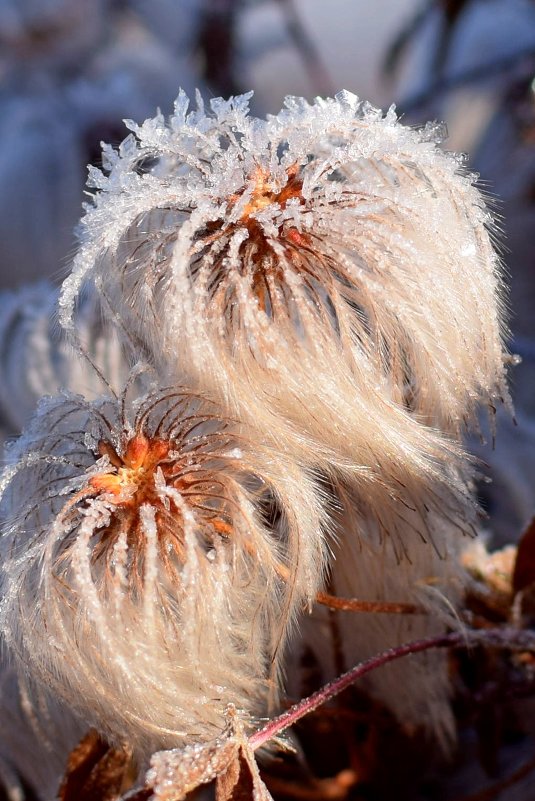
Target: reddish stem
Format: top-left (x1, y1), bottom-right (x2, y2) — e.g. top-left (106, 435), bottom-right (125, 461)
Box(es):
top-left (249, 628), bottom-right (535, 750)
top-left (316, 591), bottom-right (422, 615)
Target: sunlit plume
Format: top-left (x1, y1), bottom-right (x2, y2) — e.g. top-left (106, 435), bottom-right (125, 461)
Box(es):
top-left (291, 475), bottom-right (468, 748)
top-left (0, 387), bottom-right (326, 759)
top-left (60, 90), bottom-right (509, 482)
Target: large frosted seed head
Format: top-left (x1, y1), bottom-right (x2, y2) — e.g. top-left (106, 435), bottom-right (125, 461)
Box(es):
top-left (0, 281), bottom-right (128, 432)
top-left (61, 90), bottom-right (510, 444)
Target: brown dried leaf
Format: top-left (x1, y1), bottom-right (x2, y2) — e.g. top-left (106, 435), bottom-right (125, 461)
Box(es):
top-left (216, 742), bottom-right (273, 801)
top-left (59, 729), bottom-right (134, 801)
top-left (118, 791), bottom-right (153, 801)
top-left (216, 751), bottom-right (250, 801)
top-left (147, 737), bottom-right (239, 801)
top-left (146, 707), bottom-right (272, 801)
top-left (513, 517), bottom-right (535, 594)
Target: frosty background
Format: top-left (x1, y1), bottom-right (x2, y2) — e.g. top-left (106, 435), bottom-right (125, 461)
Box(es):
top-left (2, 0), bottom-right (535, 545)
top-left (0, 0), bottom-right (416, 290)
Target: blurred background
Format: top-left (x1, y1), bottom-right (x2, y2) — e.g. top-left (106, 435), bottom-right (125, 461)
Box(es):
top-left (0, 0), bottom-right (420, 290)
top-left (1, 0), bottom-right (535, 542)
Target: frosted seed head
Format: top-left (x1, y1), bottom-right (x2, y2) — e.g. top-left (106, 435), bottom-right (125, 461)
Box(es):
top-left (0, 281), bottom-right (129, 433)
top-left (60, 90), bottom-right (509, 451)
top-left (0, 385), bottom-right (325, 758)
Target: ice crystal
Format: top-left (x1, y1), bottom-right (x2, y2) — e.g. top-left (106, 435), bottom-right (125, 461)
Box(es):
top-left (0, 386), bottom-right (326, 759)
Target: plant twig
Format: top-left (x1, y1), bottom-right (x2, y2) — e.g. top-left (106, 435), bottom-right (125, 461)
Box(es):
top-left (401, 48), bottom-right (535, 114)
top-left (316, 591), bottom-right (422, 615)
top-left (275, 0), bottom-right (334, 96)
top-left (249, 627), bottom-right (535, 750)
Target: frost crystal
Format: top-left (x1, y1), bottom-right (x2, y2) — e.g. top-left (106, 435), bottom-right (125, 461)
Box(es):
top-left (0, 387), bottom-right (325, 759)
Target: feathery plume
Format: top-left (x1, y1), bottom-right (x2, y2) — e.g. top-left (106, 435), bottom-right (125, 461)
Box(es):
top-left (56, 89), bottom-right (509, 740)
top-left (0, 386), bottom-right (326, 759)
top-left (0, 665), bottom-right (84, 801)
top-left (60, 90), bottom-right (509, 459)
top-left (292, 476), bottom-right (468, 747)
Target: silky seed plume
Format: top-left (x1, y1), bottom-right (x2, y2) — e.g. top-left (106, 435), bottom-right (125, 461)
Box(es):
top-left (55, 89), bottom-right (511, 743)
top-left (0, 386), bottom-right (326, 759)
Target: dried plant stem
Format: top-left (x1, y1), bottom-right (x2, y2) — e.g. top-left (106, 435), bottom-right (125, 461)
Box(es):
top-left (316, 591), bottom-right (422, 615)
top-left (402, 47), bottom-right (535, 114)
top-left (275, 0), bottom-right (334, 96)
top-left (249, 628), bottom-right (535, 750)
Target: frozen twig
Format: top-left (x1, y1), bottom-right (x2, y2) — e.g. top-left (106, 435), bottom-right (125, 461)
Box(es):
top-left (249, 627), bottom-right (535, 749)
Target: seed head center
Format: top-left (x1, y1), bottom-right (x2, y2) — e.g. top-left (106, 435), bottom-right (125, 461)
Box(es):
top-left (234, 165), bottom-right (303, 224)
top-left (89, 434), bottom-right (170, 506)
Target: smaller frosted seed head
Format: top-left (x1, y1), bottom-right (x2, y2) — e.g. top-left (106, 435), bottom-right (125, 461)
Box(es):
top-left (0, 386), bottom-right (325, 757)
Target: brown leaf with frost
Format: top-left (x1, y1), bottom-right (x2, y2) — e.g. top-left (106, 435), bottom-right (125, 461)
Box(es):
top-left (145, 707), bottom-right (272, 801)
top-left (58, 729), bottom-right (134, 801)
top-left (147, 737), bottom-right (239, 801)
top-left (216, 744), bottom-right (273, 801)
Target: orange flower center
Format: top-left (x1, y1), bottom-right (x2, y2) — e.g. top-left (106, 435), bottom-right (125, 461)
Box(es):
top-left (89, 434), bottom-right (170, 507)
top-left (83, 431), bottom-right (239, 583)
top-left (231, 164), bottom-right (304, 226)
